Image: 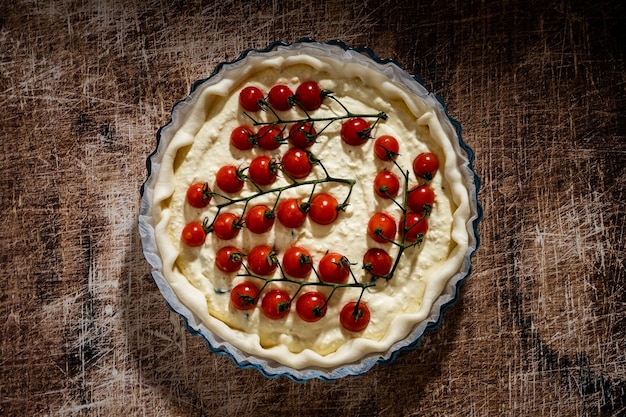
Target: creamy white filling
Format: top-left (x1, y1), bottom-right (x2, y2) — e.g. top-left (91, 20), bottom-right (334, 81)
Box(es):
top-left (152, 46), bottom-right (471, 370)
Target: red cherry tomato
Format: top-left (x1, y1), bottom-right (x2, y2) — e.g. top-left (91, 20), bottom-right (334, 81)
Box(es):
top-left (318, 252), bottom-right (350, 284)
top-left (340, 301), bottom-right (371, 332)
top-left (407, 184), bottom-right (435, 214)
top-left (367, 212), bottom-right (397, 243)
top-left (181, 221), bottom-right (206, 246)
top-left (261, 289), bottom-right (291, 319)
top-left (296, 291), bottom-right (327, 322)
top-left (288, 122), bottom-right (317, 148)
top-left (256, 125), bottom-right (284, 150)
top-left (212, 212), bottom-right (241, 240)
top-left (402, 212), bottom-right (429, 243)
top-left (276, 198), bottom-right (307, 228)
top-left (248, 156), bottom-right (278, 186)
top-left (247, 244), bottom-right (278, 276)
top-left (216, 165), bottom-right (244, 194)
top-left (294, 81), bottom-right (323, 111)
top-left (341, 117), bottom-right (371, 146)
top-left (230, 282), bottom-right (259, 310)
top-left (186, 182), bottom-right (211, 208)
top-left (362, 248), bottom-right (392, 278)
top-left (308, 193), bottom-right (339, 225)
top-left (244, 204), bottom-right (275, 234)
top-left (281, 147), bottom-right (312, 179)
top-left (267, 84), bottom-right (294, 111)
top-left (373, 170), bottom-right (400, 199)
top-left (239, 86), bottom-right (265, 112)
top-left (230, 125), bottom-right (255, 150)
top-left (374, 135), bottom-right (399, 161)
top-left (281, 246), bottom-right (312, 279)
top-left (413, 152), bottom-right (439, 180)
top-left (215, 246), bottom-right (243, 273)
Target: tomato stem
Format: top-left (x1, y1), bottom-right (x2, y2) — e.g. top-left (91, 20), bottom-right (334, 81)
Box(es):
top-left (243, 90), bottom-right (387, 140)
top-left (234, 252), bottom-right (376, 309)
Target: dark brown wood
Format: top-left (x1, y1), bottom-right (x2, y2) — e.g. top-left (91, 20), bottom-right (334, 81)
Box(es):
top-left (1, 0), bottom-right (624, 415)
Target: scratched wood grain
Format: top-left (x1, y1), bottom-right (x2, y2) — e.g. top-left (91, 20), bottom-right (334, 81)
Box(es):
top-left (1, 0), bottom-right (624, 416)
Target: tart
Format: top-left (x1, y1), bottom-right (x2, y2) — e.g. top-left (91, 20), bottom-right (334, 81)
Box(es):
top-left (139, 40), bottom-right (481, 380)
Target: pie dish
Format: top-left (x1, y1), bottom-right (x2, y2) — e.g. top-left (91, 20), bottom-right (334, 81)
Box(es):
top-left (138, 39), bottom-right (481, 381)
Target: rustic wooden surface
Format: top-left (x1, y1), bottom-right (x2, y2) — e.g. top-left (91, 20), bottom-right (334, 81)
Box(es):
top-left (1, 0), bottom-right (624, 415)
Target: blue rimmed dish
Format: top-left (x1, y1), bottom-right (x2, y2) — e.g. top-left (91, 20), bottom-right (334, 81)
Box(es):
top-left (139, 39), bottom-right (482, 382)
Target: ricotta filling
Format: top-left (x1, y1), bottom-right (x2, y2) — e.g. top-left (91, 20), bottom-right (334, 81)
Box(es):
top-left (152, 47), bottom-right (471, 370)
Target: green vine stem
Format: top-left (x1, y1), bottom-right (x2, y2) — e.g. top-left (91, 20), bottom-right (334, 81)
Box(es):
top-left (237, 250), bottom-right (376, 309)
top-left (201, 158), bottom-right (356, 234)
top-left (370, 155), bottom-right (431, 282)
top-left (247, 90), bottom-right (387, 127)
top-left (243, 90), bottom-right (387, 150)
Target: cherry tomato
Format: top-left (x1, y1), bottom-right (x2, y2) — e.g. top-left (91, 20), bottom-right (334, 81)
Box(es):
top-left (216, 165), bottom-right (244, 194)
top-left (212, 212), bottom-right (241, 240)
top-left (230, 282), bottom-right (259, 310)
top-left (318, 252), bottom-right (350, 284)
top-left (281, 147), bottom-right (312, 179)
top-left (239, 86), bottom-right (265, 112)
top-left (294, 81), bottom-right (323, 111)
top-left (288, 122), bottom-right (317, 148)
top-left (341, 117), bottom-right (371, 146)
top-left (248, 155), bottom-right (278, 186)
top-left (244, 204), bottom-right (275, 234)
top-left (402, 212), bottom-right (429, 243)
top-left (362, 248), bottom-right (392, 278)
top-left (413, 152), bottom-right (439, 180)
top-left (407, 184), bottom-right (435, 214)
top-left (281, 246), bottom-right (312, 279)
top-left (374, 135), bottom-right (399, 161)
top-left (261, 289), bottom-right (291, 319)
top-left (296, 291), bottom-right (327, 322)
top-left (247, 244), bottom-right (278, 276)
top-left (267, 84), bottom-right (294, 111)
top-left (186, 182), bottom-right (211, 208)
top-left (367, 212), bottom-right (397, 243)
top-left (340, 301), bottom-right (371, 332)
top-left (230, 125), bottom-right (255, 150)
top-left (276, 198), bottom-right (307, 228)
top-left (215, 246), bottom-right (243, 273)
top-left (181, 221), bottom-right (206, 246)
top-left (256, 125), bottom-right (284, 150)
top-left (308, 193), bottom-right (339, 225)
top-left (373, 170), bottom-right (400, 199)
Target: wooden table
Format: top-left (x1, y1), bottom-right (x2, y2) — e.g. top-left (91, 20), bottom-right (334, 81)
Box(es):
top-left (1, 1), bottom-right (624, 415)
